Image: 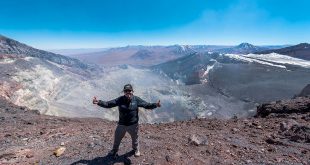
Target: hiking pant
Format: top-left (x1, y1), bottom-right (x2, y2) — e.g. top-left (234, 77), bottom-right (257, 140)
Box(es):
top-left (112, 123), bottom-right (139, 152)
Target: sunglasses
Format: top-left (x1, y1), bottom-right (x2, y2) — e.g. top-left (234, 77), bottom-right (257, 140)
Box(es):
top-left (124, 90), bottom-right (132, 93)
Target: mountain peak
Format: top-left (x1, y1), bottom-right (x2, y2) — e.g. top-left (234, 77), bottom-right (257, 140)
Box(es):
top-left (296, 43), bottom-right (310, 48)
top-left (236, 43), bottom-right (256, 49)
top-left (215, 42), bottom-right (267, 54)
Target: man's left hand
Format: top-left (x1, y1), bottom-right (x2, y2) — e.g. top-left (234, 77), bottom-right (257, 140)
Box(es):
top-left (156, 100), bottom-right (161, 107)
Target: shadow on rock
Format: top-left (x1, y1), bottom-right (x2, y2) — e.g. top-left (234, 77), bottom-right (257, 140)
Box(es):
top-left (70, 151), bottom-right (134, 165)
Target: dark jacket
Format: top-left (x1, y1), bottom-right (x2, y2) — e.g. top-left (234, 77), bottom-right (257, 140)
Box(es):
top-left (98, 95), bottom-right (157, 126)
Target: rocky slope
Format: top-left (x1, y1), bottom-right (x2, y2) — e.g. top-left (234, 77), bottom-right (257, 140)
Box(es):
top-left (0, 96), bottom-right (309, 165)
top-left (153, 52), bottom-right (310, 106)
top-left (0, 35), bottom-right (88, 69)
top-left (0, 35), bottom-right (107, 119)
top-left (298, 84), bottom-right (310, 97)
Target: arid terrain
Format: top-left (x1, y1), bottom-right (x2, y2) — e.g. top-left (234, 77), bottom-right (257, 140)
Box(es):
top-left (1, 35), bottom-right (310, 165)
top-left (0, 96), bottom-right (309, 165)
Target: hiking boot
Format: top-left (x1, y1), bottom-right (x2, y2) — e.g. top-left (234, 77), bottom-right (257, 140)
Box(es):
top-left (108, 150), bottom-right (118, 159)
top-left (134, 150), bottom-right (141, 157)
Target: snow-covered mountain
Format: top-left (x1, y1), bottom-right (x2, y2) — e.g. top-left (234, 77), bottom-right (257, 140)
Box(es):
top-left (254, 43), bottom-right (310, 60)
top-left (215, 43), bottom-right (269, 54)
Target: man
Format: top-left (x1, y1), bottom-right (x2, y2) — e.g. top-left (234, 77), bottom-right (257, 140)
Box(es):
top-left (93, 84), bottom-right (161, 158)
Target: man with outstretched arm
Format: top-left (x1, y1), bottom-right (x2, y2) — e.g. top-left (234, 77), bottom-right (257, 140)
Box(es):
top-left (93, 84), bottom-right (161, 158)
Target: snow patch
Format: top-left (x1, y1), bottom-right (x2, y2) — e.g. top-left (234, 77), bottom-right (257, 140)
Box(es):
top-left (225, 54), bottom-right (286, 68)
top-left (180, 45), bottom-right (186, 51)
top-left (202, 64), bottom-right (215, 77)
top-left (246, 53), bottom-right (310, 68)
top-left (201, 64), bottom-right (215, 83)
top-left (24, 57), bottom-right (34, 61)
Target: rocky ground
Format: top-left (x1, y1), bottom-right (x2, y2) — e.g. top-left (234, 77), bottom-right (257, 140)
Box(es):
top-left (0, 96), bottom-right (309, 165)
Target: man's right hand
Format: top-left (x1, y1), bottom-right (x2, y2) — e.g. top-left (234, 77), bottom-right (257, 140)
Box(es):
top-left (93, 96), bottom-right (99, 104)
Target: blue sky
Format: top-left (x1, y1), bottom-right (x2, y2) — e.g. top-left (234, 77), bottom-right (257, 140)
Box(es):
top-left (0, 0), bottom-right (309, 49)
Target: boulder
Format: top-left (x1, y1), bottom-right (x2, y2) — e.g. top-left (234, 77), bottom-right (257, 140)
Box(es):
top-left (54, 147), bottom-right (66, 157)
top-left (188, 134), bottom-right (208, 146)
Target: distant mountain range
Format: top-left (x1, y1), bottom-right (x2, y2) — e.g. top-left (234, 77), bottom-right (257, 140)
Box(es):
top-left (65, 43), bottom-right (296, 66)
top-left (68, 45), bottom-right (196, 66)
top-left (48, 48), bottom-right (108, 56)
top-left (254, 43), bottom-right (310, 60)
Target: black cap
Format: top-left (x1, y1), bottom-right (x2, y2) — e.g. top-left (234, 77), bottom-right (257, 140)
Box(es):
top-left (123, 84), bottom-right (133, 91)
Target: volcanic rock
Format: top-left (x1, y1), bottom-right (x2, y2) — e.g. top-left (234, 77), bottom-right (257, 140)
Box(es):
top-left (256, 96), bottom-right (310, 117)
